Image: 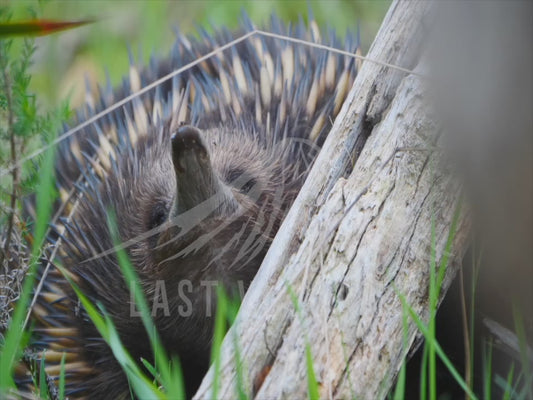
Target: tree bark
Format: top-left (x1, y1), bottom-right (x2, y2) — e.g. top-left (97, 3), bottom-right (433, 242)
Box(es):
top-left (194, 1), bottom-right (470, 399)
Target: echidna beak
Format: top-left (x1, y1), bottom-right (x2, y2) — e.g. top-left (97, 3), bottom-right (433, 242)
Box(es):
top-left (171, 125), bottom-right (210, 174)
top-left (171, 125), bottom-right (238, 216)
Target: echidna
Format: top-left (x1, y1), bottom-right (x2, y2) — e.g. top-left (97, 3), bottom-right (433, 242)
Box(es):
top-left (24, 13), bottom-right (359, 399)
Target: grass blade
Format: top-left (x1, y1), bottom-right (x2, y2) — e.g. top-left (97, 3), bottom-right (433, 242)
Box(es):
top-left (398, 292), bottom-right (478, 400)
top-left (211, 285), bottom-right (228, 400)
top-left (0, 144), bottom-right (56, 392)
top-left (58, 352), bottom-right (66, 400)
top-left (286, 284), bottom-right (320, 400)
top-left (482, 339), bottom-right (493, 400)
top-left (393, 307), bottom-right (409, 400)
top-left (106, 211), bottom-right (184, 398)
top-left (0, 19), bottom-right (94, 37)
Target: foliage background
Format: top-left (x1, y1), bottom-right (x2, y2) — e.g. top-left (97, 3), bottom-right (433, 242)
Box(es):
top-left (8, 0), bottom-right (391, 111)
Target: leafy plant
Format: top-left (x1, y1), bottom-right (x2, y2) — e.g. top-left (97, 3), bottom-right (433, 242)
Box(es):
top-left (0, 4), bottom-right (88, 398)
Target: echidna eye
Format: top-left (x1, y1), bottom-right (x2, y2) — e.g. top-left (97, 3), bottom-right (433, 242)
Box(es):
top-left (148, 202), bottom-right (168, 230)
top-left (241, 178), bottom-right (257, 193)
top-left (227, 168), bottom-right (257, 194)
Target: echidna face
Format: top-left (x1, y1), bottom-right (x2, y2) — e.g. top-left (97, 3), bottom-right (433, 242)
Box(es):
top-left (64, 122), bottom-right (290, 386)
top-left (151, 124), bottom-right (289, 291)
top-left (171, 125), bottom-right (242, 216)
top-left (111, 124), bottom-right (292, 366)
top-left (76, 121), bottom-right (288, 301)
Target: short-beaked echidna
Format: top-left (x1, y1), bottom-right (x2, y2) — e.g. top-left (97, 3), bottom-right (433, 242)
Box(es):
top-left (25, 13), bottom-right (359, 398)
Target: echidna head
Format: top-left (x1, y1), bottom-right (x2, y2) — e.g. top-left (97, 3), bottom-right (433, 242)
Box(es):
top-left (66, 121), bottom-right (297, 392)
top-left (149, 124), bottom-right (293, 293)
top-left (86, 122), bottom-right (295, 316)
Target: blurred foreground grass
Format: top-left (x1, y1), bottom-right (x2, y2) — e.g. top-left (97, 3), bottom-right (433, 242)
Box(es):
top-left (9, 0), bottom-right (390, 109)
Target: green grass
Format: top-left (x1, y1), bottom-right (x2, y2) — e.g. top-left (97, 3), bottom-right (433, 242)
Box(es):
top-left (231, 316), bottom-right (247, 400)
top-left (392, 308), bottom-right (409, 400)
top-left (512, 304), bottom-right (533, 398)
top-left (55, 255), bottom-right (165, 398)
top-left (393, 205), bottom-right (478, 400)
top-left (391, 202), bottom-right (532, 400)
top-left (393, 203), bottom-right (479, 399)
top-left (6, 154), bottom-right (526, 400)
top-left (45, 211), bottom-right (245, 399)
top-left (210, 285), bottom-right (228, 400)
top-left (0, 58), bottom-right (59, 388)
top-left (0, 132), bottom-right (56, 394)
top-left (0, 6), bottom-right (74, 397)
top-left (482, 338), bottom-right (493, 400)
top-left (108, 210), bottom-right (185, 398)
top-left (58, 352), bottom-right (66, 400)
top-left (211, 284), bottom-right (247, 400)
top-left (2, 2), bottom-right (531, 399)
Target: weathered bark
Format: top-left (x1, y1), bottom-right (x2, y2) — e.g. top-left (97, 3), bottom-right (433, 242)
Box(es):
top-left (194, 1), bottom-right (470, 399)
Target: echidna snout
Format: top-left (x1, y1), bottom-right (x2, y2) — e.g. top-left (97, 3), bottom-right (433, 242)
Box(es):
top-left (153, 122), bottom-right (287, 295)
top-left (171, 125), bottom-right (241, 216)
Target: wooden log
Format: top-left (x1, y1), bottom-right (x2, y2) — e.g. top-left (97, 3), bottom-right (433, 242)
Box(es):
top-left (194, 1), bottom-right (470, 399)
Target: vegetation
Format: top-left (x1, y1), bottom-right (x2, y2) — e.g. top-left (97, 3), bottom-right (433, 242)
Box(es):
top-left (1, 1), bottom-right (530, 399)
